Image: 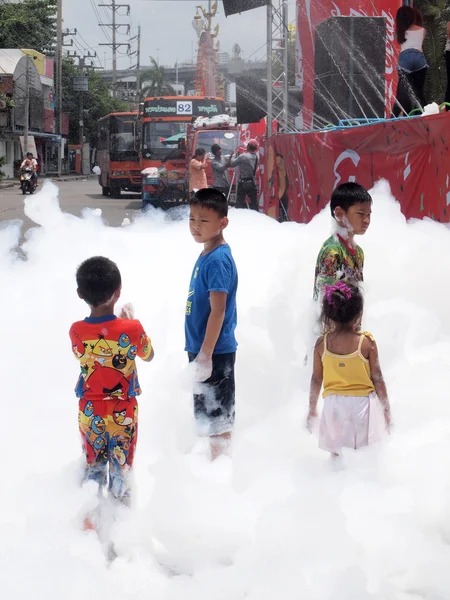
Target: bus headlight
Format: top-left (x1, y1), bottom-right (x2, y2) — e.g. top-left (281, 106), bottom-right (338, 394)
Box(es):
top-left (112, 171), bottom-right (126, 176)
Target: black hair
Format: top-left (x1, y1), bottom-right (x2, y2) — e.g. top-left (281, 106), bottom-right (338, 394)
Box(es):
top-left (76, 256), bottom-right (121, 307)
top-left (321, 281), bottom-right (363, 328)
top-left (26, 152), bottom-right (33, 157)
top-left (211, 143), bottom-right (221, 155)
top-left (190, 187), bottom-right (228, 217)
top-left (193, 148), bottom-right (206, 159)
top-left (412, 7), bottom-right (423, 27)
top-left (395, 5), bottom-right (415, 44)
top-left (247, 141), bottom-right (258, 152)
top-left (330, 182), bottom-right (372, 218)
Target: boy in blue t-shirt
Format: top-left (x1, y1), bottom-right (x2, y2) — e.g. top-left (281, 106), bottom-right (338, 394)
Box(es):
top-left (185, 188), bottom-right (238, 460)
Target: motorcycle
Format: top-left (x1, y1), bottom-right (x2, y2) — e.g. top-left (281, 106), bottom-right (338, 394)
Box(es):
top-left (20, 168), bottom-right (37, 195)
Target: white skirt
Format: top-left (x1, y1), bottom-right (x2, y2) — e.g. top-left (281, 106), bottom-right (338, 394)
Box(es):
top-left (319, 392), bottom-right (385, 454)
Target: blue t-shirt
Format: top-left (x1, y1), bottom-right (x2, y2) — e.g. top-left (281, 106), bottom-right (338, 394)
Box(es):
top-left (185, 244), bottom-right (238, 355)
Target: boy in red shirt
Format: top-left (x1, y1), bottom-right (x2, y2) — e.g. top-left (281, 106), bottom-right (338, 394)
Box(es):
top-left (69, 256), bottom-right (154, 512)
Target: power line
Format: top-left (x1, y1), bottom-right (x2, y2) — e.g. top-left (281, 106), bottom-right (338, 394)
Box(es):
top-left (90, 0), bottom-right (112, 43)
top-left (98, 1), bottom-right (131, 98)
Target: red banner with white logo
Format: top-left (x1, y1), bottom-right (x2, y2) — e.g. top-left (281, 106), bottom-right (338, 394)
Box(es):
top-left (296, 0), bottom-right (401, 129)
top-left (262, 112), bottom-right (450, 224)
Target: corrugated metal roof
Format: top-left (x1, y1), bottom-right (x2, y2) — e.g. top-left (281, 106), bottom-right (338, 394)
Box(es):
top-left (0, 49), bottom-right (26, 76)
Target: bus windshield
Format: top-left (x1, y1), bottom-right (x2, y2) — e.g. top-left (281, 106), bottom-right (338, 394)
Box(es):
top-left (142, 122), bottom-right (189, 161)
top-left (110, 115), bottom-right (139, 161)
top-left (194, 130), bottom-right (239, 157)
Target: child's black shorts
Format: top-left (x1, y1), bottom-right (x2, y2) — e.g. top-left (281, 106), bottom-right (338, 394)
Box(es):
top-left (188, 352), bottom-right (236, 437)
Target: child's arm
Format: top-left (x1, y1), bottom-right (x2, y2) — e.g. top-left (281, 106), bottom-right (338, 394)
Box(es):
top-left (307, 337), bottom-right (324, 430)
top-left (195, 291), bottom-right (227, 380)
top-left (120, 307), bottom-right (155, 363)
top-left (368, 339), bottom-right (391, 430)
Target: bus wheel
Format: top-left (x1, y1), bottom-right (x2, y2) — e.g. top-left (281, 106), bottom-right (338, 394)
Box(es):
top-left (111, 186), bottom-right (121, 199)
top-left (102, 186), bottom-right (110, 196)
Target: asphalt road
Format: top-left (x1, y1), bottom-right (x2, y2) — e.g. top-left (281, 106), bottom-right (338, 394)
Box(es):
top-left (0, 178), bottom-right (143, 232)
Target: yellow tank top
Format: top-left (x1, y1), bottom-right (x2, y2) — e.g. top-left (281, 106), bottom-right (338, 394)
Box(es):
top-left (322, 332), bottom-right (375, 399)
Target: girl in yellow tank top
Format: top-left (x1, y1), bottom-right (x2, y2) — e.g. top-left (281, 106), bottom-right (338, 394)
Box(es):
top-left (307, 281), bottom-right (391, 456)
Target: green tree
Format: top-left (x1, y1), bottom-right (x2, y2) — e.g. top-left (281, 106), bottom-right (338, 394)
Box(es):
top-left (0, 156), bottom-right (7, 182)
top-left (0, 0), bottom-right (56, 54)
top-left (415, 0), bottom-right (450, 103)
top-left (62, 58), bottom-right (127, 145)
top-left (141, 57), bottom-right (175, 99)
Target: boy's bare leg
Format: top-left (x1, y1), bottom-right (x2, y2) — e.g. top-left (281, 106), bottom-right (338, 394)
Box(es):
top-left (210, 432), bottom-right (232, 461)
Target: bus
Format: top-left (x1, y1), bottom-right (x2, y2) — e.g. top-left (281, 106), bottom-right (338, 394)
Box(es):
top-left (97, 112), bottom-right (141, 198)
top-left (141, 96), bottom-right (227, 171)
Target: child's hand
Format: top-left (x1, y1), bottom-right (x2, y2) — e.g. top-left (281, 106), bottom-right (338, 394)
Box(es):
top-left (120, 303), bottom-right (135, 320)
top-left (194, 352), bottom-right (213, 382)
top-left (384, 408), bottom-right (392, 434)
top-left (306, 409), bottom-right (318, 433)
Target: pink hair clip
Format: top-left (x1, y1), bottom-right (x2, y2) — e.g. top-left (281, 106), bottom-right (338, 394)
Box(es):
top-left (324, 281), bottom-right (352, 306)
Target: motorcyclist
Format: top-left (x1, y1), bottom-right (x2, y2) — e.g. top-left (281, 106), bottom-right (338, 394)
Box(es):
top-left (20, 152), bottom-right (38, 186)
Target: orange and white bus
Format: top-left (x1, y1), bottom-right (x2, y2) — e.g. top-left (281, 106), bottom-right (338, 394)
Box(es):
top-left (97, 112), bottom-right (140, 198)
top-left (141, 96), bottom-right (227, 171)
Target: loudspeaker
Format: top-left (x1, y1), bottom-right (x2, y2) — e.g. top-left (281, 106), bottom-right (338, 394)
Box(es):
top-left (236, 74), bottom-right (302, 126)
top-left (223, 0), bottom-right (269, 18)
top-left (313, 17), bottom-right (386, 127)
top-left (235, 74), bottom-right (267, 124)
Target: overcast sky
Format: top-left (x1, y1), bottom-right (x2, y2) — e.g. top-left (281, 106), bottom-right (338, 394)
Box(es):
top-left (63, 0), bottom-right (296, 71)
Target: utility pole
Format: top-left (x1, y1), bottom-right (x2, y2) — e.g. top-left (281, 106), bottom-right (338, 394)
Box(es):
top-left (69, 52), bottom-right (101, 174)
top-left (136, 25), bottom-right (141, 102)
top-left (24, 55), bottom-right (30, 156)
top-left (99, 1), bottom-right (130, 98)
top-left (56, 0), bottom-right (63, 175)
top-left (130, 25), bottom-right (141, 103)
top-left (112, 0), bottom-right (117, 94)
top-left (55, 25), bottom-right (77, 176)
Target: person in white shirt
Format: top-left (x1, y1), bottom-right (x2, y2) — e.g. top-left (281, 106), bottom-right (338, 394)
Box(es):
top-left (20, 152), bottom-right (38, 184)
top-left (393, 5), bottom-right (428, 117)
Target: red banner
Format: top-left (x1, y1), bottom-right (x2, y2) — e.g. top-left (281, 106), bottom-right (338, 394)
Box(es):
top-left (263, 112), bottom-right (450, 223)
top-left (296, 0), bottom-right (401, 129)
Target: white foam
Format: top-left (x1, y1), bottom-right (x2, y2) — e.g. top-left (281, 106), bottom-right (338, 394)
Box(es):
top-left (2, 178), bottom-right (450, 598)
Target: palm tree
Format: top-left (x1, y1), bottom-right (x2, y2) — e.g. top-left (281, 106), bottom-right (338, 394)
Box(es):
top-left (415, 0), bottom-right (450, 103)
top-left (140, 57), bottom-right (175, 99)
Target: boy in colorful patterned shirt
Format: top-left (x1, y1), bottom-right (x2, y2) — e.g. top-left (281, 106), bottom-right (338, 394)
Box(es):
top-left (69, 256), bottom-right (154, 516)
top-left (313, 182), bottom-right (372, 300)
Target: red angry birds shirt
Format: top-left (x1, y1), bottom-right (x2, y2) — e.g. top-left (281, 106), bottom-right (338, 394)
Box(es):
top-left (69, 315), bottom-right (152, 401)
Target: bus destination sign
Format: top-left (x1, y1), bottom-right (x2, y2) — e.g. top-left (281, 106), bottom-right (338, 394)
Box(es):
top-left (144, 98), bottom-right (226, 118)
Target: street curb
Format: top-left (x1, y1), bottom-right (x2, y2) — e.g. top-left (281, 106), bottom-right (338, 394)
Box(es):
top-left (0, 175), bottom-right (96, 189)
top-left (50, 175), bottom-right (97, 182)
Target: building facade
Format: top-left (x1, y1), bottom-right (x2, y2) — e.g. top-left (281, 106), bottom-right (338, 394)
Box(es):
top-left (0, 49), bottom-right (68, 179)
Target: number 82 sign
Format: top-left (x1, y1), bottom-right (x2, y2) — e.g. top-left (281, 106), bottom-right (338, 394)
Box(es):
top-left (177, 101), bottom-right (193, 115)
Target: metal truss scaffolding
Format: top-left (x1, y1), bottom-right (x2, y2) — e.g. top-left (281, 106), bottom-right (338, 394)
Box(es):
top-left (267, 0), bottom-right (289, 134)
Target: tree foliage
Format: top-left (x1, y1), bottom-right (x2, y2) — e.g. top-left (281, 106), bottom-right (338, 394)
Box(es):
top-left (415, 0), bottom-right (450, 104)
top-left (0, 155), bottom-right (7, 182)
top-left (62, 58), bottom-right (128, 145)
top-left (141, 57), bottom-right (175, 99)
top-left (0, 0), bottom-right (57, 54)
